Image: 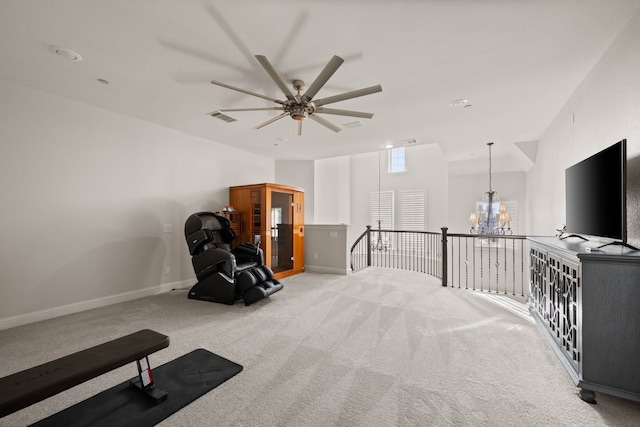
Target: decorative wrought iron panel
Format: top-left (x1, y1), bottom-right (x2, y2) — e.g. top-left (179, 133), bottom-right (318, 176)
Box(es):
top-left (529, 247), bottom-right (548, 319)
top-left (560, 259), bottom-right (581, 371)
top-left (547, 253), bottom-right (562, 340)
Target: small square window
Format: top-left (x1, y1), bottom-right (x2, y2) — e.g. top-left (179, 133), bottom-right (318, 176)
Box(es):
top-left (388, 147), bottom-right (406, 173)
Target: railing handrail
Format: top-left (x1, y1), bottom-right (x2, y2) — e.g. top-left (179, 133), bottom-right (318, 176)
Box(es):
top-left (350, 226), bottom-right (443, 278)
top-left (350, 226), bottom-right (530, 298)
top-left (350, 226), bottom-right (369, 253)
top-left (363, 228), bottom-right (442, 235)
top-left (446, 232), bottom-right (528, 240)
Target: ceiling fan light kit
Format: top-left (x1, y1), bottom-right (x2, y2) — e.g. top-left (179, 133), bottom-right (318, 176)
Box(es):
top-left (210, 54), bottom-right (382, 135)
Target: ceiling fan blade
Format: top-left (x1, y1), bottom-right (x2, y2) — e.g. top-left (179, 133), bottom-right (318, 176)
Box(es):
top-left (254, 112), bottom-right (289, 130)
top-left (255, 55), bottom-right (296, 101)
top-left (313, 84), bottom-right (382, 107)
top-left (314, 107), bottom-right (374, 119)
top-left (211, 80), bottom-right (283, 104)
top-left (300, 55), bottom-right (344, 103)
top-left (295, 119), bottom-right (302, 136)
top-left (309, 114), bottom-right (342, 133)
top-left (218, 107), bottom-right (285, 112)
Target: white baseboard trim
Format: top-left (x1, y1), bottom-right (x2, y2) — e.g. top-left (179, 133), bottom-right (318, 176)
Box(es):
top-left (0, 279), bottom-right (194, 331)
top-left (304, 265), bottom-right (350, 275)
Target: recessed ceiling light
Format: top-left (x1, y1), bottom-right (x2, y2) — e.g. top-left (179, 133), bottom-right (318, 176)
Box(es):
top-left (450, 98), bottom-right (470, 108)
top-left (384, 143), bottom-right (394, 149)
top-left (49, 46), bottom-right (82, 62)
top-left (97, 79), bottom-right (109, 85)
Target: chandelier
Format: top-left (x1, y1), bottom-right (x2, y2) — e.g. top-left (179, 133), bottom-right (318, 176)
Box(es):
top-left (469, 142), bottom-right (512, 235)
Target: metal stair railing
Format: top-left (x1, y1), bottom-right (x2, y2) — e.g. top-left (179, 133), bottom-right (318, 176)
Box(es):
top-left (351, 226), bottom-right (530, 298)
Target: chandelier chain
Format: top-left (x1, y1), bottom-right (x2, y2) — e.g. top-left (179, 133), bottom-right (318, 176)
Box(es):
top-left (488, 142), bottom-right (493, 193)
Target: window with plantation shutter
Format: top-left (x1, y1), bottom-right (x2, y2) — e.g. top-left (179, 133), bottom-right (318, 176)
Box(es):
top-left (370, 191), bottom-right (394, 230)
top-left (400, 190), bottom-right (425, 231)
top-left (370, 190), bottom-right (394, 251)
top-left (400, 190), bottom-right (425, 247)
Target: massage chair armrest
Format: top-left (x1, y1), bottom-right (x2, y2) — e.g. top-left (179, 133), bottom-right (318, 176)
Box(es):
top-left (231, 243), bottom-right (264, 265)
top-left (192, 247), bottom-right (237, 281)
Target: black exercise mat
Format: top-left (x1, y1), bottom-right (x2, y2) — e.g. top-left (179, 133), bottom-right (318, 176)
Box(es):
top-left (30, 348), bottom-right (243, 427)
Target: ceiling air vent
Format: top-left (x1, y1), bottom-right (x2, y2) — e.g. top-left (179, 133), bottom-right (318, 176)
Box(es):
top-left (342, 121), bottom-right (362, 129)
top-left (209, 111), bottom-right (237, 123)
top-left (402, 138), bottom-right (419, 145)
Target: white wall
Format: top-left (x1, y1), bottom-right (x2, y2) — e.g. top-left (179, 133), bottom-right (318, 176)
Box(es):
top-left (275, 159), bottom-right (314, 224)
top-left (0, 80), bottom-right (275, 327)
top-left (304, 224), bottom-right (350, 275)
top-left (314, 156), bottom-right (351, 224)
top-left (527, 9), bottom-right (640, 246)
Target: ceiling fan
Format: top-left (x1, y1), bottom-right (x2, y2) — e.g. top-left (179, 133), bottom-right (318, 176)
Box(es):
top-left (209, 54), bottom-right (382, 135)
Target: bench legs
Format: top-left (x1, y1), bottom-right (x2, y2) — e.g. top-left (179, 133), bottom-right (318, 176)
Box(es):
top-left (128, 356), bottom-right (168, 404)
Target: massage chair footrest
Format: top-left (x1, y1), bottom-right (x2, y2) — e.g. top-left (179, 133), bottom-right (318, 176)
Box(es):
top-left (239, 265), bottom-right (283, 306)
top-left (243, 279), bottom-right (283, 306)
top-left (187, 273), bottom-right (237, 305)
top-left (188, 265), bottom-right (283, 306)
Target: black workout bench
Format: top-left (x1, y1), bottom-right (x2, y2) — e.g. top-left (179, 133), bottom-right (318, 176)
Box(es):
top-left (0, 329), bottom-right (169, 418)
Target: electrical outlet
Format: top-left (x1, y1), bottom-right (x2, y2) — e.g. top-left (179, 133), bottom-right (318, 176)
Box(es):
top-left (163, 224), bottom-right (172, 233)
top-left (164, 266), bottom-right (171, 275)
top-left (313, 253), bottom-right (318, 260)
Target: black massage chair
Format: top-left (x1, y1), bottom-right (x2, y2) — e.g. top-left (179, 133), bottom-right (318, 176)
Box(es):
top-left (184, 211), bottom-right (283, 306)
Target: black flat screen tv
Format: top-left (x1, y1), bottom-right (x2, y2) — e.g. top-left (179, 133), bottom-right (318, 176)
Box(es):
top-left (565, 139), bottom-right (627, 243)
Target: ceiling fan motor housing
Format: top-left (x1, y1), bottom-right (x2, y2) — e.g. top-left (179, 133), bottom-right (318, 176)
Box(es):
top-left (287, 102), bottom-right (312, 120)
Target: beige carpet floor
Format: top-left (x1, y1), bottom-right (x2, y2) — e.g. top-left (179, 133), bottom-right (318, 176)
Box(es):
top-left (1, 268), bottom-right (640, 426)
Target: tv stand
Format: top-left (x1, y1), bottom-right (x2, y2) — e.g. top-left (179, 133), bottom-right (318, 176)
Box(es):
top-left (529, 237), bottom-right (640, 404)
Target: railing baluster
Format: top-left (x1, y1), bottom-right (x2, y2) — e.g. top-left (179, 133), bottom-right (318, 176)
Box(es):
top-left (451, 236), bottom-right (456, 288)
top-left (464, 237), bottom-right (469, 290)
top-left (441, 227), bottom-right (448, 287)
top-left (458, 237), bottom-right (461, 287)
top-left (520, 240), bottom-right (528, 296)
top-left (480, 238), bottom-right (484, 292)
top-left (497, 239), bottom-right (500, 293)
top-left (512, 239), bottom-right (516, 295)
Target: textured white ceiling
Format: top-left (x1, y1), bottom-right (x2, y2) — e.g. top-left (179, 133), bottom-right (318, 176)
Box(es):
top-left (1, 0), bottom-right (639, 171)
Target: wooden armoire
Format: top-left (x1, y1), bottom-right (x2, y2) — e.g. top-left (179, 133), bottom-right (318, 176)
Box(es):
top-left (229, 183), bottom-right (304, 279)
